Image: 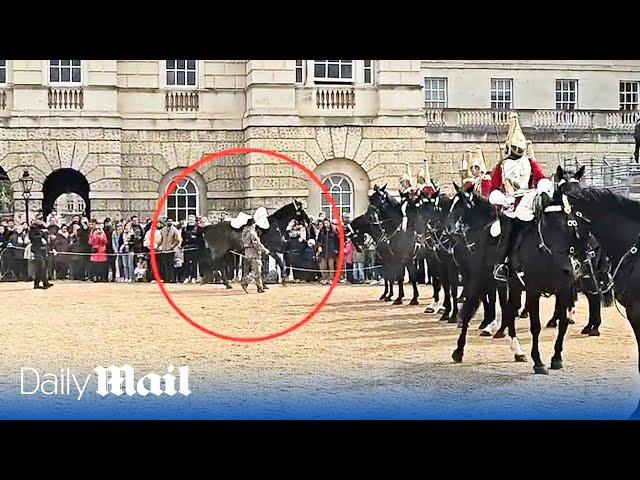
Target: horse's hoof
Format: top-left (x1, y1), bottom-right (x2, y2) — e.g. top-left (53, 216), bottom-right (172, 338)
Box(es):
top-left (493, 330), bottom-right (506, 339)
top-left (449, 314), bottom-right (458, 324)
top-left (581, 326), bottom-right (591, 335)
top-left (392, 299), bottom-right (403, 305)
top-left (567, 318), bottom-right (575, 325)
top-left (437, 307), bottom-right (446, 314)
top-left (379, 294), bottom-right (387, 301)
top-left (515, 354), bottom-right (527, 363)
top-left (384, 297), bottom-right (392, 302)
top-left (479, 330), bottom-right (492, 337)
top-left (439, 313), bottom-right (449, 322)
top-left (550, 359), bottom-right (563, 370)
top-left (225, 285), bottom-right (233, 290)
top-left (457, 321), bottom-right (463, 328)
top-left (519, 310), bottom-right (529, 319)
top-left (588, 329), bottom-right (601, 337)
top-left (424, 307), bottom-right (435, 314)
top-left (452, 349), bottom-right (464, 363)
top-left (409, 299), bottom-right (419, 306)
top-left (546, 320), bottom-right (557, 329)
top-left (533, 365), bottom-right (549, 375)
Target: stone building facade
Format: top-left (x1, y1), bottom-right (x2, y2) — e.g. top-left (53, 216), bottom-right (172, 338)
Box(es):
top-left (0, 60), bottom-right (638, 223)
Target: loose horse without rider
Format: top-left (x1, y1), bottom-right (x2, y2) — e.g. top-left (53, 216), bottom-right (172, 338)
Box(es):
top-left (201, 200), bottom-right (310, 287)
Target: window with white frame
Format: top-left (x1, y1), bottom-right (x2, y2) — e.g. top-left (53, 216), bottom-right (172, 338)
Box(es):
top-left (313, 60), bottom-right (353, 83)
top-left (620, 81), bottom-right (639, 111)
top-left (424, 77), bottom-right (447, 108)
top-left (364, 60), bottom-right (373, 84)
top-left (491, 78), bottom-right (512, 110)
top-left (322, 174), bottom-right (353, 220)
top-left (49, 60), bottom-right (82, 84)
top-left (166, 60), bottom-right (197, 88)
top-left (555, 79), bottom-right (578, 110)
top-left (0, 61), bottom-right (6, 84)
top-left (295, 60), bottom-right (305, 84)
top-left (166, 177), bottom-right (199, 222)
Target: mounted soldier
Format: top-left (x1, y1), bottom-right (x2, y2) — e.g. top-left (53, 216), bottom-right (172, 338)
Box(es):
top-left (488, 113), bottom-right (552, 282)
top-left (416, 159), bottom-right (436, 198)
top-left (461, 147), bottom-right (492, 198)
top-left (399, 163), bottom-right (415, 232)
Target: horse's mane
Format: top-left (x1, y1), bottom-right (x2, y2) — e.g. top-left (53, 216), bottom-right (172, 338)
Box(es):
top-left (572, 187), bottom-right (640, 221)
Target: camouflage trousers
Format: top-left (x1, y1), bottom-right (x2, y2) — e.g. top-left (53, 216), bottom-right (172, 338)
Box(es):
top-left (240, 256), bottom-right (264, 290)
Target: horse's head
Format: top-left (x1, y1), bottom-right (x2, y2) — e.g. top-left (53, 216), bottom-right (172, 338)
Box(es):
top-left (347, 208), bottom-right (377, 248)
top-left (291, 198), bottom-right (310, 227)
top-left (555, 164), bottom-right (585, 199)
top-left (369, 183), bottom-right (389, 211)
top-left (446, 182), bottom-right (476, 232)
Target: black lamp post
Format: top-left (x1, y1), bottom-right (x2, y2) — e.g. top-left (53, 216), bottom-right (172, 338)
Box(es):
top-left (19, 170), bottom-right (33, 225)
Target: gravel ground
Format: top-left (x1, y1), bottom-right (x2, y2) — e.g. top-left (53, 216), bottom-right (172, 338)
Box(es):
top-left (0, 280), bottom-right (638, 419)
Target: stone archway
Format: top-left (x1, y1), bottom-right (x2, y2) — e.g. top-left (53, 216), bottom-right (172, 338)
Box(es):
top-left (42, 168), bottom-right (90, 219)
top-left (0, 166), bottom-right (14, 220)
top-left (308, 158), bottom-right (371, 219)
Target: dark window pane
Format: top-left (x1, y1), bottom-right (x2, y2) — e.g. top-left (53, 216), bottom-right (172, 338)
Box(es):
top-left (167, 60), bottom-right (175, 69)
top-left (328, 64), bottom-right (339, 78)
top-left (72, 60), bottom-right (80, 66)
top-left (50, 68), bottom-right (59, 82)
top-left (0, 70), bottom-right (5, 84)
top-left (167, 197), bottom-right (176, 208)
top-left (177, 60), bottom-right (185, 69)
top-left (178, 196), bottom-right (186, 208)
top-left (50, 60), bottom-right (59, 66)
top-left (0, 60), bottom-right (6, 66)
top-left (187, 71), bottom-right (195, 85)
top-left (167, 71), bottom-right (175, 85)
top-left (187, 60), bottom-right (195, 70)
top-left (314, 63), bottom-right (325, 78)
top-left (186, 181), bottom-right (196, 193)
top-left (364, 69), bottom-right (371, 83)
top-left (296, 60), bottom-right (303, 67)
top-left (61, 60), bottom-right (70, 66)
top-left (188, 196), bottom-right (196, 207)
top-left (364, 60), bottom-right (371, 67)
top-left (177, 71), bottom-right (185, 85)
top-left (61, 68), bottom-right (70, 82)
top-left (72, 68), bottom-right (80, 82)
top-left (296, 68), bottom-right (302, 83)
top-left (341, 64), bottom-right (352, 78)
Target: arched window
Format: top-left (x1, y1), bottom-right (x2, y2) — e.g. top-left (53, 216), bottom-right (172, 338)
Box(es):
top-left (321, 174), bottom-right (352, 219)
top-left (166, 177), bottom-right (199, 222)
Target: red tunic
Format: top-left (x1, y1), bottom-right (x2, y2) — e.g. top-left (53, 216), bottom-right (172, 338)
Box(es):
top-left (489, 157), bottom-right (546, 194)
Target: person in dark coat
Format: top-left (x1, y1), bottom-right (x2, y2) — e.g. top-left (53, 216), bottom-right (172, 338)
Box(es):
top-left (181, 214), bottom-right (200, 283)
top-left (29, 219), bottom-right (52, 289)
top-left (316, 219), bottom-right (339, 284)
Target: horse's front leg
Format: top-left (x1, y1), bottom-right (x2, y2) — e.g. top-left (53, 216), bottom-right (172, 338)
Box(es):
top-left (546, 296), bottom-right (562, 329)
top-left (393, 269), bottom-right (405, 305)
top-left (407, 262), bottom-right (420, 305)
top-left (526, 291), bottom-right (545, 372)
top-left (581, 292), bottom-right (601, 336)
top-left (270, 251), bottom-right (286, 285)
top-left (439, 276), bottom-right (451, 322)
top-left (385, 276), bottom-right (394, 302)
top-left (452, 280), bottom-right (483, 363)
top-left (550, 290), bottom-right (572, 370)
top-left (449, 265), bottom-right (460, 325)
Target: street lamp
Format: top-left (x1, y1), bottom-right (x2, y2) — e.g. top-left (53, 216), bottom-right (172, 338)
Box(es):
top-left (19, 170), bottom-right (33, 225)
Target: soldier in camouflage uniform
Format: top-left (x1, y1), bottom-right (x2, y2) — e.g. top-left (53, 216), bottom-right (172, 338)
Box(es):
top-left (240, 218), bottom-right (270, 293)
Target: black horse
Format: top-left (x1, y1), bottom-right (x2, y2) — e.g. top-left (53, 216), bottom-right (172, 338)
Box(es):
top-left (368, 185), bottom-right (421, 305)
top-left (201, 200), bottom-right (310, 287)
top-left (452, 182), bottom-right (589, 372)
top-left (546, 166), bottom-right (614, 336)
top-left (558, 180), bottom-right (640, 418)
top-left (414, 188), bottom-right (460, 322)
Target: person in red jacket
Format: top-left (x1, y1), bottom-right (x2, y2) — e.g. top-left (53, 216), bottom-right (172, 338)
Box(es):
top-left (488, 115), bottom-right (552, 282)
top-left (462, 147), bottom-right (492, 198)
top-left (89, 223), bottom-right (109, 282)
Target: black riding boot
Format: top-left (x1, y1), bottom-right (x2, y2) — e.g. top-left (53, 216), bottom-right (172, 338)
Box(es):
top-left (493, 216), bottom-right (515, 282)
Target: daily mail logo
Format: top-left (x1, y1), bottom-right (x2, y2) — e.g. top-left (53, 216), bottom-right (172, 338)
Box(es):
top-left (20, 365), bottom-right (191, 400)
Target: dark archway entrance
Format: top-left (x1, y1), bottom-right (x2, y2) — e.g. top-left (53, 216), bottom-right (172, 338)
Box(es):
top-left (42, 168), bottom-right (90, 219)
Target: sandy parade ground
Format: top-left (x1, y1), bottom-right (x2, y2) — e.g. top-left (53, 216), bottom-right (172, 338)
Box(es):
top-left (0, 279), bottom-right (638, 419)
